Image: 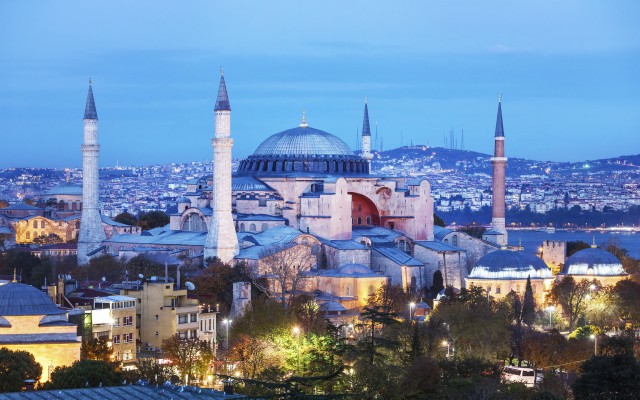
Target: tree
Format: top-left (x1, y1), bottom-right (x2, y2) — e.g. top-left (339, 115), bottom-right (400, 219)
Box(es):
top-left (254, 243), bottom-right (315, 307)
top-left (573, 339), bottom-right (640, 399)
top-left (161, 336), bottom-right (214, 384)
top-left (566, 240), bottom-right (590, 257)
top-left (522, 276), bottom-right (536, 327)
top-left (43, 360), bottom-right (121, 389)
top-left (0, 347), bottom-right (42, 392)
top-left (613, 279), bottom-right (640, 325)
top-left (81, 337), bottom-right (113, 362)
top-left (458, 224), bottom-right (486, 239)
top-left (192, 259), bottom-right (252, 314)
top-left (430, 270), bottom-right (444, 297)
top-left (135, 357), bottom-right (174, 385)
top-left (33, 233), bottom-right (63, 245)
top-left (114, 212), bottom-right (137, 226)
top-left (433, 213), bottom-right (446, 227)
top-left (549, 276), bottom-right (594, 331)
top-left (137, 211), bottom-right (169, 231)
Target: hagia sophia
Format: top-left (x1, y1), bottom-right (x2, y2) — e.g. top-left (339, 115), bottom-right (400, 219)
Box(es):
top-left (2, 74), bottom-right (630, 315)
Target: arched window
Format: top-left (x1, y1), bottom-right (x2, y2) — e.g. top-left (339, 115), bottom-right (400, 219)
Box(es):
top-left (366, 216), bottom-right (371, 225)
top-left (26, 231), bottom-right (30, 240)
top-left (357, 217), bottom-right (362, 225)
top-left (452, 235), bottom-right (458, 247)
top-left (368, 284), bottom-right (375, 296)
top-left (444, 238), bottom-right (449, 244)
top-left (326, 283), bottom-right (332, 295)
top-left (261, 223), bottom-right (268, 232)
top-left (249, 223), bottom-right (256, 232)
top-left (181, 213), bottom-right (207, 232)
top-left (345, 284), bottom-right (352, 296)
top-left (358, 203), bottom-right (362, 211)
top-left (239, 223), bottom-right (245, 232)
top-left (272, 161), bottom-right (278, 171)
top-left (40, 220), bottom-right (45, 229)
top-left (33, 220), bottom-right (38, 228)
top-left (487, 285), bottom-right (492, 293)
top-left (496, 285), bottom-right (501, 294)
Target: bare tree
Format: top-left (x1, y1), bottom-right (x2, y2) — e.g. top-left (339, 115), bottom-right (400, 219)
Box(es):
top-left (253, 243), bottom-right (315, 308)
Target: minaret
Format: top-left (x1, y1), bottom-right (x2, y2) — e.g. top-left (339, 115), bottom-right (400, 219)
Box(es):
top-left (361, 97), bottom-right (373, 172)
top-left (78, 79), bottom-right (106, 265)
top-left (490, 95), bottom-right (508, 246)
top-left (204, 70), bottom-right (239, 264)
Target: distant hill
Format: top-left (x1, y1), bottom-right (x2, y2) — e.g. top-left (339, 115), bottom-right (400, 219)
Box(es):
top-left (371, 146), bottom-right (640, 178)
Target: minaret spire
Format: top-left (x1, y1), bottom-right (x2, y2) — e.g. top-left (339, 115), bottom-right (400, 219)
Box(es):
top-left (78, 80), bottom-right (106, 264)
top-left (488, 95), bottom-right (508, 246)
top-left (360, 97), bottom-right (373, 173)
top-left (205, 71), bottom-right (239, 264)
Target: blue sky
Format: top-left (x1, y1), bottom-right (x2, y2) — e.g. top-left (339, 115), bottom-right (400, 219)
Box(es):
top-left (1, 1), bottom-right (639, 168)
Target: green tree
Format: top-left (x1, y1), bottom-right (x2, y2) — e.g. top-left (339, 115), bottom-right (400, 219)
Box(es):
top-left (522, 276), bottom-right (536, 327)
top-left (114, 212), bottom-right (137, 226)
top-left (43, 360), bottom-right (121, 389)
top-left (0, 347), bottom-right (42, 393)
top-left (458, 224), bottom-right (486, 239)
top-left (549, 276), bottom-right (594, 331)
top-left (134, 357), bottom-right (173, 385)
top-left (192, 260), bottom-right (251, 314)
top-left (161, 336), bottom-right (214, 384)
top-left (137, 211), bottom-right (169, 231)
top-left (566, 240), bottom-right (590, 257)
top-left (613, 279), bottom-right (640, 325)
top-left (434, 213), bottom-right (446, 227)
top-left (573, 339), bottom-right (640, 399)
top-left (80, 337), bottom-right (113, 362)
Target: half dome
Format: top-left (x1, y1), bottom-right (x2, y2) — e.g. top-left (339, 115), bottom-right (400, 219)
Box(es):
top-left (0, 283), bottom-right (67, 316)
top-left (469, 250), bottom-right (553, 280)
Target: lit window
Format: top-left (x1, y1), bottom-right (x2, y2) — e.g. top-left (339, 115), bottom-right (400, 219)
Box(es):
top-left (112, 335), bottom-right (120, 344)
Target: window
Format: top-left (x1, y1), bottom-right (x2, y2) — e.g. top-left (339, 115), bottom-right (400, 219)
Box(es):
top-left (368, 285), bottom-right (375, 296)
top-left (123, 316), bottom-right (133, 326)
top-left (33, 220), bottom-right (38, 228)
top-left (357, 217), bottom-right (362, 225)
top-left (113, 317), bottom-right (120, 327)
top-left (190, 313), bottom-right (197, 323)
top-left (124, 333), bottom-right (133, 343)
top-left (239, 223), bottom-right (245, 232)
top-left (155, 315), bottom-right (159, 320)
top-left (250, 223), bottom-right (256, 232)
top-left (178, 314), bottom-right (188, 324)
top-left (496, 285), bottom-right (501, 294)
top-left (452, 235), bottom-right (458, 247)
top-left (112, 335), bottom-right (120, 344)
top-left (155, 331), bottom-right (159, 336)
top-left (26, 232), bottom-right (30, 240)
top-left (366, 216), bottom-right (371, 225)
top-left (261, 223), bottom-right (268, 232)
top-left (178, 331), bottom-right (188, 339)
top-left (40, 220), bottom-right (45, 229)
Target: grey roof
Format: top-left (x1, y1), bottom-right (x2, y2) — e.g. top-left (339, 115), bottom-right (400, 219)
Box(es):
top-left (248, 226), bottom-right (305, 246)
top-left (0, 384), bottom-right (247, 399)
top-left (433, 226), bottom-right (453, 241)
top-left (321, 239), bottom-right (368, 250)
top-left (319, 301), bottom-right (347, 312)
top-left (414, 240), bottom-right (464, 252)
top-left (232, 176), bottom-right (274, 191)
top-left (101, 215), bottom-right (129, 227)
top-left (214, 73), bottom-right (231, 111)
top-left (0, 283), bottom-right (67, 316)
top-left (495, 98), bottom-right (504, 137)
top-left (252, 126), bottom-right (354, 156)
top-left (352, 226), bottom-right (403, 242)
top-left (318, 263), bottom-right (381, 277)
top-left (560, 247), bottom-right (627, 276)
top-left (236, 213), bottom-right (285, 222)
top-left (374, 246), bottom-right (424, 267)
top-left (107, 230), bottom-right (207, 247)
top-left (84, 80), bottom-right (98, 120)
top-left (362, 100), bottom-right (371, 137)
top-left (469, 250), bottom-right (552, 280)
top-left (46, 183), bottom-right (82, 196)
top-left (2, 203), bottom-right (41, 211)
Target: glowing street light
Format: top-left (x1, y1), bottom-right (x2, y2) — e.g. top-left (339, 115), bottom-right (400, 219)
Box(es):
top-left (545, 305), bottom-right (556, 328)
top-left (222, 318), bottom-right (232, 349)
top-left (409, 302), bottom-right (416, 322)
top-left (292, 326), bottom-right (301, 373)
top-left (590, 334), bottom-right (598, 355)
top-left (442, 340), bottom-right (451, 358)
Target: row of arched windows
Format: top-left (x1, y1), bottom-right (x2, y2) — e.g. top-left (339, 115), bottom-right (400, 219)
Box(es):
top-left (239, 158), bottom-right (369, 174)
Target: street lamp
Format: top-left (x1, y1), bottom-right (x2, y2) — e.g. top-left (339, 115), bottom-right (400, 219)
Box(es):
top-left (442, 340), bottom-right (451, 358)
top-left (590, 334), bottom-right (598, 356)
top-left (292, 326), bottom-right (301, 373)
top-left (545, 305), bottom-right (555, 328)
top-left (222, 318), bottom-right (232, 350)
top-left (409, 302), bottom-right (416, 322)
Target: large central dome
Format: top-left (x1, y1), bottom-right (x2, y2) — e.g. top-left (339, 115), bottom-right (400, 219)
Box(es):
top-left (237, 120), bottom-right (369, 177)
top-left (253, 126), bottom-right (354, 157)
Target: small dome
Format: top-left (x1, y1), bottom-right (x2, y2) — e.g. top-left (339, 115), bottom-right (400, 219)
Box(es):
top-left (177, 197), bottom-right (191, 204)
top-left (469, 250), bottom-right (553, 280)
top-left (337, 263), bottom-right (376, 275)
top-left (561, 247), bottom-right (626, 276)
top-left (0, 283), bottom-right (67, 316)
top-left (253, 126), bottom-right (354, 157)
top-left (46, 183), bottom-right (82, 196)
top-left (319, 301), bottom-right (347, 312)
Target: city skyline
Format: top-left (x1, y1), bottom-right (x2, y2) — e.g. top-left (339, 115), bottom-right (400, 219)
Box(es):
top-left (2, 1), bottom-right (639, 168)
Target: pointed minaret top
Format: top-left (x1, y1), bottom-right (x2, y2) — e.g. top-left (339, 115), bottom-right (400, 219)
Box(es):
top-left (362, 98), bottom-right (371, 137)
top-left (214, 71), bottom-right (231, 111)
top-left (591, 236), bottom-right (597, 248)
top-left (12, 268), bottom-right (17, 283)
top-left (494, 95), bottom-right (504, 137)
top-left (300, 110), bottom-right (308, 128)
top-left (84, 79), bottom-right (98, 120)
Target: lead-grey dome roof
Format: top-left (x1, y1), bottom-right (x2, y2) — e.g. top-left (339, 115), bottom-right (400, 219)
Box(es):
top-left (469, 250), bottom-right (553, 280)
top-left (47, 183), bottom-right (82, 196)
top-left (253, 126), bottom-right (354, 157)
top-left (0, 283), bottom-right (67, 316)
top-left (561, 247), bottom-right (626, 276)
